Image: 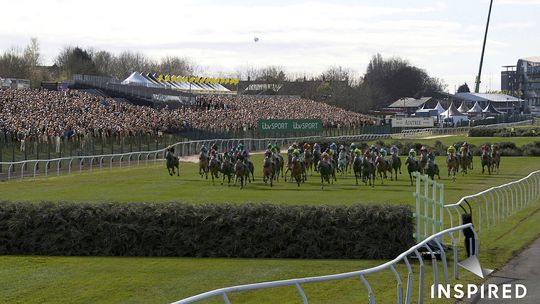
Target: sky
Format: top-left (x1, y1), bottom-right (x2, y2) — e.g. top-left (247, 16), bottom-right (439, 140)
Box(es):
top-left (1, 0), bottom-right (539, 92)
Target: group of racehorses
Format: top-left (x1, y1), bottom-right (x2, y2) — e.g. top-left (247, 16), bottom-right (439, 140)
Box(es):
top-left (165, 142), bottom-right (502, 189)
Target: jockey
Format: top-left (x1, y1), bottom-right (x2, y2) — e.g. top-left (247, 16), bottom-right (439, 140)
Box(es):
top-left (330, 142), bottom-right (337, 152)
top-left (200, 145), bottom-right (208, 156)
top-left (354, 148), bottom-right (362, 156)
top-left (287, 145), bottom-right (294, 155)
top-left (303, 143), bottom-right (311, 151)
top-left (292, 142), bottom-right (298, 149)
top-left (238, 143), bottom-right (245, 151)
top-left (321, 152), bottom-right (330, 162)
top-left (267, 143), bottom-right (273, 150)
top-left (313, 143), bottom-right (321, 151)
top-left (447, 145), bottom-right (456, 156)
top-left (242, 149), bottom-right (250, 161)
top-left (481, 144), bottom-right (490, 153)
top-left (264, 149), bottom-right (272, 157)
top-left (339, 144), bottom-right (346, 152)
top-left (427, 148), bottom-right (436, 162)
top-left (370, 145), bottom-right (377, 153)
top-left (390, 145), bottom-right (399, 156)
top-left (350, 142), bottom-right (357, 151)
top-left (380, 148), bottom-right (387, 157)
top-left (211, 143), bottom-right (218, 152)
top-left (293, 149), bottom-right (300, 158)
top-left (408, 149), bottom-right (417, 160)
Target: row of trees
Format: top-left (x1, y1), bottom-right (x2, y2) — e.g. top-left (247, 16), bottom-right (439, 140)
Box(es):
top-left (0, 38), bottom-right (447, 112)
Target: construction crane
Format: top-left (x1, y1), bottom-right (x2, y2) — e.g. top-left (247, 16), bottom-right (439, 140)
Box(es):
top-left (474, 0), bottom-right (494, 93)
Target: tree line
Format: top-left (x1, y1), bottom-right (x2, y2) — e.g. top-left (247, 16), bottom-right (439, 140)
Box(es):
top-left (0, 38), bottom-right (447, 112)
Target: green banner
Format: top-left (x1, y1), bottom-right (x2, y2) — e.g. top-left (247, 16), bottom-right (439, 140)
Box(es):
top-left (258, 119), bottom-right (323, 133)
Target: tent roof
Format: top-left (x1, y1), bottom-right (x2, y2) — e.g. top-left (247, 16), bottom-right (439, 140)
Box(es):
top-left (467, 101), bottom-right (483, 113)
top-left (433, 101), bottom-right (445, 114)
top-left (441, 102), bottom-right (462, 117)
top-left (482, 102), bottom-right (504, 114)
top-left (121, 72), bottom-right (158, 87)
top-left (457, 102), bottom-right (470, 113)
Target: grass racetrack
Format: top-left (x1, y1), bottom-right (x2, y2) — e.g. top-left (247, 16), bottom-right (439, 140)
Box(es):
top-left (1, 135), bottom-right (539, 304)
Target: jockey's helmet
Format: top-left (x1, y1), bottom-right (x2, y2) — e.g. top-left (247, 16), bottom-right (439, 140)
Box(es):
top-left (321, 152), bottom-right (329, 160)
top-left (370, 144), bottom-right (376, 151)
top-left (292, 142), bottom-right (298, 149)
top-left (380, 148), bottom-right (387, 157)
top-left (339, 144), bottom-right (345, 150)
top-left (265, 149), bottom-right (272, 157)
top-left (293, 149), bottom-right (299, 156)
top-left (354, 148), bottom-right (361, 154)
top-left (409, 149), bottom-right (416, 156)
top-left (350, 142), bottom-right (356, 148)
top-left (267, 143), bottom-right (273, 149)
top-left (313, 143), bottom-right (320, 150)
top-left (420, 146), bottom-right (427, 152)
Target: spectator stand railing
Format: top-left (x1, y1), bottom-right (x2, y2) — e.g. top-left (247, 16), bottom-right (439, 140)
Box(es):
top-left (413, 169), bottom-right (540, 241)
top-left (170, 224), bottom-right (476, 304)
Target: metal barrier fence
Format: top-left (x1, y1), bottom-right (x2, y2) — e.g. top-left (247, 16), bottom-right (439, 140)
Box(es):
top-left (0, 119), bottom-right (534, 181)
top-left (0, 134), bottom-right (392, 180)
top-left (171, 224), bottom-right (476, 304)
top-left (413, 169), bottom-right (540, 240)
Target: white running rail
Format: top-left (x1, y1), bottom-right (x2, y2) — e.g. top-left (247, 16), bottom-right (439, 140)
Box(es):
top-left (171, 224), bottom-right (477, 304)
top-left (0, 120), bottom-right (532, 181)
top-left (413, 169), bottom-right (540, 239)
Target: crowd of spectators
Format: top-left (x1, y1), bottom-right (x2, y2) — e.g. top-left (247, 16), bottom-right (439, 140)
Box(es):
top-left (0, 88), bottom-right (374, 143)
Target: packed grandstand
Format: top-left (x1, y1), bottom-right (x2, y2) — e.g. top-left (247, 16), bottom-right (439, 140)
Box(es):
top-left (0, 88), bottom-right (374, 142)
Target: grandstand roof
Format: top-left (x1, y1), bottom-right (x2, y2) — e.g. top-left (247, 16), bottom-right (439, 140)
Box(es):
top-left (388, 97), bottom-right (432, 108)
top-left (454, 92), bottom-right (523, 103)
top-left (520, 56), bottom-right (540, 63)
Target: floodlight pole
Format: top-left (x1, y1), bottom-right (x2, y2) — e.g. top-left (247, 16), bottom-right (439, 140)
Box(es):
top-left (474, 0), bottom-right (494, 93)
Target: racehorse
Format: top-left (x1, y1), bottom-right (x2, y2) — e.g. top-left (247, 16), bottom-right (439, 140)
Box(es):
top-left (481, 151), bottom-right (492, 175)
top-left (220, 157), bottom-right (234, 186)
top-left (304, 149), bottom-right (314, 175)
top-left (262, 155), bottom-right (275, 187)
top-left (244, 158), bottom-right (255, 182)
top-left (405, 157), bottom-right (420, 186)
top-left (390, 153), bottom-right (402, 180)
top-left (272, 153), bottom-right (284, 181)
top-left (337, 150), bottom-right (349, 177)
top-left (352, 154), bottom-right (362, 185)
top-left (166, 149), bottom-right (179, 176)
top-left (375, 155), bottom-right (392, 184)
top-left (419, 154), bottom-right (428, 175)
top-left (234, 159), bottom-right (249, 189)
top-left (290, 156), bottom-right (304, 187)
top-left (424, 158), bottom-right (440, 180)
top-left (313, 149), bottom-right (321, 172)
top-left (317, 160), bottom-right (334, 190)
top-left (446, 154), bottom-right (459, 182)
top-left (491, 149), bottom-right (500, 174)
top-left (361, 155), bottom-right (376, 187)
top-left (208, 154), bottom-right (221, 185)
top-left (460, 148), bottom-right (472, 176)
top-left (199, 152), bottom-right (209, 179)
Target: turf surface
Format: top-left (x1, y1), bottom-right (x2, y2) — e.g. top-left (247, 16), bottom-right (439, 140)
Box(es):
top-left (1, 135), bottom-right (539, 304)
top-left (1, 156), bottom-right (538, 206)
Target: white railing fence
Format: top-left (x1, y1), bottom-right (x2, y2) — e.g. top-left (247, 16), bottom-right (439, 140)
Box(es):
top-left (0, 134), bottom-right (393, 180)
top-left (413, 169), bottom-right (540, 240)
top-left (171, 224), bottom-right (476, 304)
top-left (0, 120), bottom-right (533, 181)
